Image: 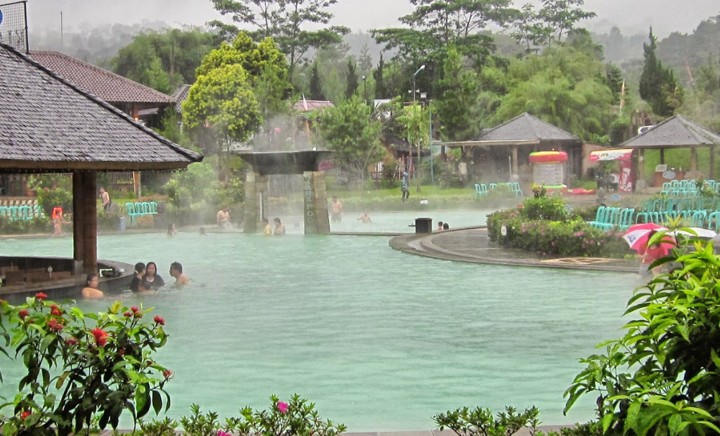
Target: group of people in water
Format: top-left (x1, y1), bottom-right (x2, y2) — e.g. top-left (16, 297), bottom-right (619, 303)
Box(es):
top-left (81, 260), bottom-right (189, 299)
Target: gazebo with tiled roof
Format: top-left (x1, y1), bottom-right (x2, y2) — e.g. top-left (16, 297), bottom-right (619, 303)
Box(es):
top-left (441, 112), bottom-right (582, 180)
top-left (0, 43), bottom-right (202, 272)
top-left (620, 115), bottom-right (720, 182)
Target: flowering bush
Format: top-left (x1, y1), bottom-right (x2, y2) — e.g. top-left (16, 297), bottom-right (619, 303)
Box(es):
top-left (174, 395), bottom-right (346, 436)
top-left (0, 295), bottom-right (171, 435)
top-left (487, 198), bottom-right (632, 258)
top-left (226, 394), bottom-right (346, 436)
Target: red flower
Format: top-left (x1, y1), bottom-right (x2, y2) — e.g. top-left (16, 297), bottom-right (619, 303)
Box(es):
top-left (65, 337), bottom-right (78, 346)
top-left (20, 410), bottom-right (31, 420)
top-left (18, 309), bottom-right (29, 320)
top-left (47, 318), bottom-right (64, 332)
top-left (91, 327), bottom-right (108, 347)
top-left (123, 311), bottom-right (132, 317)
top-left (162, 369), bottom-right (173, 379)
top-left (277, 401), bottom-right (289, 414)
top-left (153, 315), bottom-right (165, 326)
top-left (131, 306), bottom-right (140, 313)
top-left (35, 292), bottom-right (48, 300)
top-left (50, 304), bottom-right (62, 316)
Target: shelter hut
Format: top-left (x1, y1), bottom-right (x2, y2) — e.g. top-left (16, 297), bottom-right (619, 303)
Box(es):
top-left (28, 51), bottom-right (177, 197)
top-left (441, 113), bottom-right (582, 184)
top-left (0, 43), bottom-right (202, 275)
top-left (619, 115), bottom-right (720, 187)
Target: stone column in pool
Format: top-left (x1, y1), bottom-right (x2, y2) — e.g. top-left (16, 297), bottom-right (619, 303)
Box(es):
top-left (243, 172), bottom-right (268, 233)
top-left (303, 171), bottom-right (330, 234)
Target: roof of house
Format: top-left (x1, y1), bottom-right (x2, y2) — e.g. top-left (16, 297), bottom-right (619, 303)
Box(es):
top-left (293, 99), bottom-right (334, 112)
top-left (620, 115), bottom-right (720, 149)
top-left (476, 112), bottom-right (581, 145)
top-left (0, 43), bottom-right (202, 172)
top-left (29, 50), bottom-right (175, 105)
top-left (171, 84), bottom-right (192, 113)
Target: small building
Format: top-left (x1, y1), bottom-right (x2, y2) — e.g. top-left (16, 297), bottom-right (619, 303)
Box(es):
top-left (441, 113), bottom-right (583, 185)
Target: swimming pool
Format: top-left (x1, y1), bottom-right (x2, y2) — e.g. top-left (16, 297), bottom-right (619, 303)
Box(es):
top-left (0, 222), bottom-right (639, 431)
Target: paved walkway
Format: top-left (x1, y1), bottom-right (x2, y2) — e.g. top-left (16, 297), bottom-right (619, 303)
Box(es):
top-left (390, 227), bottom-right (639, 273)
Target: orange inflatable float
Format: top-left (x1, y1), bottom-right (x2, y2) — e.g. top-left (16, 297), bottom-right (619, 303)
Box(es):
top-left (528, 151), bottom-right (568, 164)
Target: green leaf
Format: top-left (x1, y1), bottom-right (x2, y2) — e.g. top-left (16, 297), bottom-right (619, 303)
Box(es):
top-left (152, 389), bottom-right (162, 415)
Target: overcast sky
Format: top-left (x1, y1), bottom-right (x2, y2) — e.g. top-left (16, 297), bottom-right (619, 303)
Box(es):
top-left (23, 0), bottom-right (720, 37)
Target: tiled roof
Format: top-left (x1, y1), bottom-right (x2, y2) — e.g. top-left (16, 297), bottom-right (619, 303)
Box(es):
top-left (620, 115), bottom-right (720, 148)
top-left (171, 84), bottom-right (192, 113)
top-left (293, 99), bottom-right (334, 112)
top-left (0, 43), bottom-right (202, 171)
top-left (29, 50), bottom-right (174, 105)
top-left (478, 112), bottom-right (581, 144)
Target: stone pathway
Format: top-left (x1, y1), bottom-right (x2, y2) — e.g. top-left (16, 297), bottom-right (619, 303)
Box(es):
top-left (390, 227), bottom-right (639, 273)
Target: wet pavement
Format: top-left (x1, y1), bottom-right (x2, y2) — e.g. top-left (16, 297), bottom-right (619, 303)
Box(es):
top-left (390, 227), bottom-right (639, 273)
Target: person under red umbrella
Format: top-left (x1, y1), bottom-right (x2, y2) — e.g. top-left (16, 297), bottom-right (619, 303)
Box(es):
top-left (639, 230), bottom-right (674, 276)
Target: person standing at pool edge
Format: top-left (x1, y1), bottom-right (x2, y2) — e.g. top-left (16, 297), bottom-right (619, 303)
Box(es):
top-left (401, 171), bottom-right (410, 202)
top-left (331, 196), bottom-right (343, 223)
top-left (99, 187), bottom-right (111, 212)
top-left (216, 207), bottom-right (231, 229)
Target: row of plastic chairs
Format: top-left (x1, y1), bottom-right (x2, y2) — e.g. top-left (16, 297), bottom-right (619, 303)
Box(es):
top-left (639, 196), bottom-right (720, 217)
top-left (589, 206), bottom-right (635, 231)
top-left (660, 179), bottom-right (720, 196)
top-left (125, 202), bottom-right (158, 224)
top-left (635, 209), bottom-right (709, 228)
top-left (474, 182), bottom-right (523, 198)
top-left (0, 205), bottom-right (44, 221)
top-left (0, 199), bottom-right (39, 207)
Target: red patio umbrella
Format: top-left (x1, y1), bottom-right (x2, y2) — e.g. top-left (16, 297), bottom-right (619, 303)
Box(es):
top-left (623, 223), bottom-right (674, 256)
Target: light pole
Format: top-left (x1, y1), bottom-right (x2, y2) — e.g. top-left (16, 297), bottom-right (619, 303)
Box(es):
top-left (412, 64), bottom-right (425, 105)
top-left (412, 64), bottom-right (425, 183)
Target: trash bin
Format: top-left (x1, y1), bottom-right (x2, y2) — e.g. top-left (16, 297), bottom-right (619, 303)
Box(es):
top-left (119, 216), bottom-right (126, 232)
top-left (415, 217), bottom-right (432, 234)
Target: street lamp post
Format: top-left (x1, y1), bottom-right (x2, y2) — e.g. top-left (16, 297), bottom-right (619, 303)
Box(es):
top-left (412, 64), bottom-right (425, 184)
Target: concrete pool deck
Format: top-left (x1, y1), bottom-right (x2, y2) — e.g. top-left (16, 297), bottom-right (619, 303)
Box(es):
top-left (390, 227), bottom-right (639, 273)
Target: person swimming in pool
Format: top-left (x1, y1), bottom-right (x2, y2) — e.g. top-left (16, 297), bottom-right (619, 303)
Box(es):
top-left (140, 261), bottom-right (165, 291)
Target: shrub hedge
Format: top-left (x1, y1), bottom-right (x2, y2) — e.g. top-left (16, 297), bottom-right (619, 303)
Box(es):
top-left (487, 197), bottom-right (632, 258)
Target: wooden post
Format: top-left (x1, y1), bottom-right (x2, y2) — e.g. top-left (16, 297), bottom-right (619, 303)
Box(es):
top-left (511, 145), bottom-right (519, 177)
top-left (72, 171), bottom-right (97, 274)
top-left (690, 146), bottom-right (698, 173)
top-left (710, 144), bottom-right (715, 179)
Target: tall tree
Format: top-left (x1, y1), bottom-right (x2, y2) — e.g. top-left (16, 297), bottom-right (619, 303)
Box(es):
top-left (209, 0), bottom-right (350, 77)
top-left (373, 54), bottom-right (387, 99)
top-left (345, 59), bottom-right (359, 99)
top-left (112, 28), bottom-right (216, 92)
top-left (372, 0), bottom-right (519, 66)
top-left (182, 64), bottom-right (261, 168)
top-left (491, 43), bottom-right (615, 141)
top-left (308, 61), bottom-right (324, 100)
top-left (639, 28), bottom-right (683, 116)
top-left (537, 0), bottom-right (596, 44)
top-left (196, 33), bottom-right (292, 120)
top-left (434, 46), bottom-right (480, 141)
top-left (315, 96), bottom-right (383, 183)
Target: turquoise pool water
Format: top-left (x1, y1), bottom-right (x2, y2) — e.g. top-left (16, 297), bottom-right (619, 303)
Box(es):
top-left (0, 217), bottom-right (640, 431)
